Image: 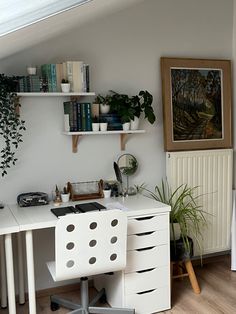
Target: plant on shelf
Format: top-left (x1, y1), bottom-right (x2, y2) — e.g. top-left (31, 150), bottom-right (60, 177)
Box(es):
top-left (0, 74), bottom-right (26, 177)
top-left (102, 91), bottom-right (135, 124)
top-left (130, 90), bottom-right (156, 124)
top-left (61, 79), bottom-right (70, 93)
top-left (96, 90), bottom-right (156, 127)
top-left (136, 180), bottom-right (207, 259)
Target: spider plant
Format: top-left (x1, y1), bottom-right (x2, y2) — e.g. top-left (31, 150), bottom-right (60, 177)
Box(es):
top-left (136, 180), bottom-right (207, 256)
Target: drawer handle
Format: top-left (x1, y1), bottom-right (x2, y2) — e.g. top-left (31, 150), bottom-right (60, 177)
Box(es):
top-left (135, 216), bottom-right (154, 221)
top-left (136, 268), bottom-right (155, 273)
top-left (136, 246), bottom-right (155, 252)
top-left (136, 231), bottom-right (154, 236)
top-left (137, 289), bottom-right (156, 295)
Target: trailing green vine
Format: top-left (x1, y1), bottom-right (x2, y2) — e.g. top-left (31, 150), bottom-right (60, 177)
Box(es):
top-left (0, 74), bottom-right (26, 176)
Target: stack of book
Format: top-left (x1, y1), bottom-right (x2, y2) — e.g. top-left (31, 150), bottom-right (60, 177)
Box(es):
top-left (41, 61), bottom-right (90, 93)
top-left (63, 101), bottom-right (92, 132)
top-left (18, 75), bottom-right (41, 92)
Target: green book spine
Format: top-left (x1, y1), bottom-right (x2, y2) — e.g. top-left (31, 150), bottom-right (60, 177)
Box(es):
top-left (63, 101), bottom-right (73, 132)
top-left (85, 103), bottom-right (92, 131)
top-left (80, 103), bottom-right (86, 131)
top-left (46, 64), bottom-right (52, 92)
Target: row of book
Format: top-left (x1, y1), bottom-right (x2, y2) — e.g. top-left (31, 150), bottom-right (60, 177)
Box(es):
top-left (18, 75), bottom-right (42, 92)
top-left (63, 101), bottom-right (123, 132)
top-left (41, 61), bottom-right (90, 93)
top-left (64, 101), bottom-right (92, 132)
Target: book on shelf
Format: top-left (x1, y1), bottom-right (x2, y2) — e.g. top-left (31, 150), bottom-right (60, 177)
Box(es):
top-left (63, 101), bottom-right (74, 132)
top-left (56, 63), bottom-right (63, 92)
top-left (91, 103), bottom-right (99, 118)
top-left (99, 113), bottom-right (122, 130)
top-left (72, 61), bottom-right (84, 92)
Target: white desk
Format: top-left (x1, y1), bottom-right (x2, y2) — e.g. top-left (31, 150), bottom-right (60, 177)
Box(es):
top-left (0, 205), bottom-right (19, 314)
top-left (9, 195), bottom-right (171, 314)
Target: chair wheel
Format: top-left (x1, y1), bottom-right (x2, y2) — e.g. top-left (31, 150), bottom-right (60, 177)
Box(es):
top-left (100, 294), bottom-right (107, 304)
top-left (50, 301), bottom-right (60, 311)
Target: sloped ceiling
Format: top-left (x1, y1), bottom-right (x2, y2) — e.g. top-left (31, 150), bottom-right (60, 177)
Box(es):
top-left (0, 0), bottom-right (145, 60)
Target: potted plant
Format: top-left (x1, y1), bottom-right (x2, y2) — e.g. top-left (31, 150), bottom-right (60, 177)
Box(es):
top-left (99, 116), bottom-right (108, 131)
top-left (94, 94), bottom-right (111, 114)
top-left (61, 186), bottom-right (70, 203)
top-left (61, 79), bottom-right (70, 93)
top-left (92, 116), bottom-right (99, 132)
top-left (103, 182), bottom-right (111, 198)
top-left (130, 90), bottom-right (156, 130)
top-left (137, 180), bottom-right (207, 260)
top-left (0, 74), bottom-right (26, 177)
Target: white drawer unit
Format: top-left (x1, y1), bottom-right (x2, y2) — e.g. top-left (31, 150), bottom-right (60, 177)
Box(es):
top-left (94, 210), bottom-right (171, 314)
top-left (125, 286), bottom-right (170, 314)
top-left (127, 229), bottom-right (168, 251)
top-left (125, 266), bottom-right (169, 294)
top-left (125, 245), bottom-right (169, 273)
top-left (128, 214), bottom-right (168, 235)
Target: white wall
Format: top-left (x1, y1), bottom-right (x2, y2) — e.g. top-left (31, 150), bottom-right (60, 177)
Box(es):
top-left (0, 0), bottom-right (233, 290)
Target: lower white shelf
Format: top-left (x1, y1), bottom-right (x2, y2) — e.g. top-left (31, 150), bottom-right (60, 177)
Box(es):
top-left (62, 130), bottom-right (146, 152)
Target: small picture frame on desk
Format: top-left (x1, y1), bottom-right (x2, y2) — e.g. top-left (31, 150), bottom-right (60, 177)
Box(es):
top-left (68, 180), bottom-right (103, 201)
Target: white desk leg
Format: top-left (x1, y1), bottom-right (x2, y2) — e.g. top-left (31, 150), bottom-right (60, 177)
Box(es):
top-left (5, 234), bottom-right (16, 314)
top-left (25, 230), bottom-right (36, 314)
top-left (0, 235), bottom-right (7, 308)
top-left (17, 232), bottom-right (25, 304)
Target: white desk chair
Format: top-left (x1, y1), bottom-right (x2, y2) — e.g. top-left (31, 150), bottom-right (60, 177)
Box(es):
top-left (47, 209), bottom-right (135, 314)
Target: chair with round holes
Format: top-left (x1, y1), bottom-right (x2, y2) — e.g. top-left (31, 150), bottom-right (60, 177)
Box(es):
top-left (47, 210), bottom-right (135, 314)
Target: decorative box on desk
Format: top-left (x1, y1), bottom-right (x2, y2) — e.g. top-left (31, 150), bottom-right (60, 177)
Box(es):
top-left (68, 180), bottom-right (103, 201)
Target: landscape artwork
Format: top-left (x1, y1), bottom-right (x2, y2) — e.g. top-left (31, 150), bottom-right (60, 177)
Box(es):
top-left (170, 67), bottom-right (223, 142)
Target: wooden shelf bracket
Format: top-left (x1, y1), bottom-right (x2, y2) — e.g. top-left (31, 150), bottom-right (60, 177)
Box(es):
top-left (120, 134), bottom-right (128, 151)
top-left (72, 135), bottom-right (80, 153)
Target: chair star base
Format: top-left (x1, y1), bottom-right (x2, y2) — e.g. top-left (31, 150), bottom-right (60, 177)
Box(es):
top-left (50, 277), bottom-right (135, 314)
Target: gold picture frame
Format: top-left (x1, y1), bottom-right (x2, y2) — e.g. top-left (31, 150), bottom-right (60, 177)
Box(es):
top-left (161, 57), bottom-right (232, 151)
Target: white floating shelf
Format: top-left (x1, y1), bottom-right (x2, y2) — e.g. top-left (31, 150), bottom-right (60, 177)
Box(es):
top-left (63, 130), bottom-right (146, 152)
top-left (63, 130), bottom-right (145, 135)
top-left (17, 92), bottom-right (95, 97)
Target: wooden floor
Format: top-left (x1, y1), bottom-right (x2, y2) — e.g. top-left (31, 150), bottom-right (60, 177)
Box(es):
top-left (1, 255), bottom-right (236, 314)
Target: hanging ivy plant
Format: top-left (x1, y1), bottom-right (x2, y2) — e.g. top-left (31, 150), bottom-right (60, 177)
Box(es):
top-left (0, 74), bottom-right (26, 177)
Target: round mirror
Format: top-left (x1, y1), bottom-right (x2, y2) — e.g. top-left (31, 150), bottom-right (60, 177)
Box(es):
top-left (117, 154), bottom-right (138, 176)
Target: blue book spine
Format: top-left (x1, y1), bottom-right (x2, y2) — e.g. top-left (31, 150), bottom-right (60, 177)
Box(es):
top-left (77, 103), bottom-right (82, 131)
top-left (50, 64), bottom-right (57, 92)
top-left (73, 102), bottom-right (78, 131)
top-left (80, 103), bottom-right (86, 131)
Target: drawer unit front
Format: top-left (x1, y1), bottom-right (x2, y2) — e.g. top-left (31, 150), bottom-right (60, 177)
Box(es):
top-left (128, 214), bottom-right (168, 235)
top-left (125, 286), bottom-right (170, 314)
top-left (127, 229), bottom-right (168, 250)
top-left (125, 245), bottom-right (169, 273)
top-left (125, 266), bottom-right (169, 295)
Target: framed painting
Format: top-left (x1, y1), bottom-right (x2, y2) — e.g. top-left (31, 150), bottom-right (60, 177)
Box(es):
top-left (161, 57), bottom-right (232, 151)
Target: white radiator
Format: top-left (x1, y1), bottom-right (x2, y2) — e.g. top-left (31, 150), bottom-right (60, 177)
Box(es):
top-left (166, 149), bottom-right (233, 255)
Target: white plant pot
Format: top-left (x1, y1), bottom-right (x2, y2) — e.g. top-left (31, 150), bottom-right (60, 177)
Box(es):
top-left (103, 189), bottom-right (111, 198)
top-left (122, 122), bottom-right (130, 131)
top-left (61, 83), bottom-right (70, 93)
top-left (61, 193), bottom-right (70, 203)
top-left (92, 123), bottom-right (99, 132)
top-left (100, 104), bottom-right (110, 114)
top-left (27, 67), bottom-right (37, 75)
top-left (130, 117), bottom-right (140, 130)
top-left (100, 122), bottom-right (108, 131)
top-left (170, 222), bottom-right (181, 241)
